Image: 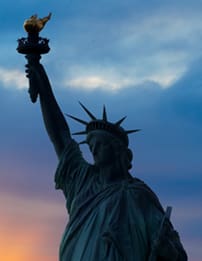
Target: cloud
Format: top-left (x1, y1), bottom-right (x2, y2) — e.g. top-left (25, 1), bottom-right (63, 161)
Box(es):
top-left (114, 13), bottom-right (202, 88)
top-left (68, 75), bottom-right (120, 91)
top-left (122, 12), bottom-right (202, 46)
top-left (61, 62), bottom-right (186, 91)
top-left (3, 1), bottom-right (200, 94)
top-left (65, 69), bottom-right (135, 91)
top-left (51, 11), bottom-right (202, 91)
top-left (0, 67), bottom-right (27, 89)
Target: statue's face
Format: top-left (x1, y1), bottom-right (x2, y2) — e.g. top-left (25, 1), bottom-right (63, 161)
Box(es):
top-left (87, 131), bottom-right (116, 167)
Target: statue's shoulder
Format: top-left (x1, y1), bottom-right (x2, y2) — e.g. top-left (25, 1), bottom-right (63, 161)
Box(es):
top-left (129, 177), bottom-right (164, 213)
top-left (129, 176), bottom-right (153, 193)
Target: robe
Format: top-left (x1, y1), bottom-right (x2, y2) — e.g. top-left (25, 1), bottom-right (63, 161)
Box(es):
top-left (55, 139), bottom-right (187, 261)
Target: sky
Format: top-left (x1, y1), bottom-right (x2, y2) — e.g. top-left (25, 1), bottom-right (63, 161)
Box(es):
top-left (0, 0), bottom-right (202, 260)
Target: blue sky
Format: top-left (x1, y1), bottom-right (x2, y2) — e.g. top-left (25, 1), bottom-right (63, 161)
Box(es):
top-left (0, 1), bottom-right (202, 260)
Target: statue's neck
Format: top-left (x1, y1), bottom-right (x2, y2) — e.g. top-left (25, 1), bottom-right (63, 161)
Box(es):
top-left (98, 162), bottom-right (129, 184)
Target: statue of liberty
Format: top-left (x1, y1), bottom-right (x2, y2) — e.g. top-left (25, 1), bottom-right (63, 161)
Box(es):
top-left (19, 14), bottom-right (187, 261)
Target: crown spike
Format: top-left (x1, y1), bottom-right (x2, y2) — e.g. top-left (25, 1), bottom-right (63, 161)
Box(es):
top-left (79, 140), bottom-right (87, 145)
top-left (102, 105), bottom-right (107, 121)
top-left (72, 131), bottom-right (87, 135)
top-left (79, 102), bottom-right (97, 120)
top-left (126, 129), bottom-right (141, 134)
top-left (65, 114), bottom-right (88, 125)
top-left (115, 116), bottom-right (127, 126)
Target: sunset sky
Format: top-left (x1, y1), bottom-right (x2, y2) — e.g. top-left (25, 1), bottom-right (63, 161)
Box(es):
top-left (0, 0), bottom-right (202, 260)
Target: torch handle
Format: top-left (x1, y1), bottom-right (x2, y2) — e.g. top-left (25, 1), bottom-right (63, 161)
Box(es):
top-left (25, 54), bottom-right (41, 103)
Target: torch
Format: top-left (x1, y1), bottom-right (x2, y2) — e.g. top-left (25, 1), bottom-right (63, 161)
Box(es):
top-left (17, 13), bottom-right (51, 103)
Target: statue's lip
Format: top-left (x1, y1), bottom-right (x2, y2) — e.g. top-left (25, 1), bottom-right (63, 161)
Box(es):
top-left (93, 153), bottom-right (98, 159)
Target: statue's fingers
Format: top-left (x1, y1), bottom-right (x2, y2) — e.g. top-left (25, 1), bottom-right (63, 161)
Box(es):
top-left (25, 68), bottom-right (31, 77)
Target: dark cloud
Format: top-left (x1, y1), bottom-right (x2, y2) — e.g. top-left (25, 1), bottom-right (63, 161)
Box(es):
top-left (162, 59), bottom-right (202, 123)
top-left (1, 57), bottom-right (201, 199)
top-left (51, 61), bottom-right (202, 207)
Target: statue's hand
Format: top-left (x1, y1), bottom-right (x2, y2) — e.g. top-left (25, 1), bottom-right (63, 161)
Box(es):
top-left (156, 236), bottom-right (178, 260)
top-left (154, 225), bottom-right (179, 261)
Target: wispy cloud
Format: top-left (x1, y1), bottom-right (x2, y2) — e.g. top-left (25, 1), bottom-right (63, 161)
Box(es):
top-left (63, 65), bottom-right (186, 91)
top-left (66, 72), bottom-right (134, 91)
top-left (0, 67), bottom-right (27, 90)
top-left (55, 13), bottom-right (202, 91)
top-left (115, 14), bottom-right (202, 89)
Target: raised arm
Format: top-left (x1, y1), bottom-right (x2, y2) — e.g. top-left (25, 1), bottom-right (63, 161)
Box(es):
top-left (26, 55), bottom-right (71, 158)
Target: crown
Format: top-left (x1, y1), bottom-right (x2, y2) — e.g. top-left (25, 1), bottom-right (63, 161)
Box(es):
top-left (66, 102), bottom-right (140, 146)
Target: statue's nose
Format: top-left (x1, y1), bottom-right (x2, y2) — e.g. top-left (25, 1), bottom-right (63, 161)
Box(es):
top-left (92, 144), bottom-right (98, 155)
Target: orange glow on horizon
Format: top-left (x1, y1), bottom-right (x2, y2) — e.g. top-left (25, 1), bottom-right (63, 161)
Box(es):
top-left (0, 193), bottom-right (66, 261)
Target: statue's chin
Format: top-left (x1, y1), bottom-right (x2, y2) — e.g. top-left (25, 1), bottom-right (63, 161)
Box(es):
top-left (94, 159), bottom-right (114, 168)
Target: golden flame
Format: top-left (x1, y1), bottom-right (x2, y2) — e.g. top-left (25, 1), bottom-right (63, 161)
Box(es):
top-left (23, 13), bottom-right (51, 33)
